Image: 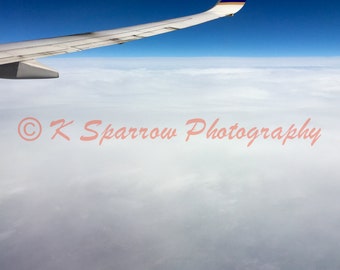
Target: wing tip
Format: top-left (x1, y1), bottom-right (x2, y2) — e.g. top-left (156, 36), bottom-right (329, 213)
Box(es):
top-left (209, 0), bottom-right (246, 17)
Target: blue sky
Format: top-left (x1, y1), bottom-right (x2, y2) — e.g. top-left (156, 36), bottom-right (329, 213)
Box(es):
top-left (1, 0), bottom-right (340, 57)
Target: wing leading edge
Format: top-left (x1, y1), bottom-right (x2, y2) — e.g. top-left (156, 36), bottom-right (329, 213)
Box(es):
top-left (0, 0), bottom-right (246, 79)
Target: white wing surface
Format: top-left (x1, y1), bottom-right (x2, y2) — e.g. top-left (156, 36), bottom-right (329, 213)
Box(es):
top-left (0, 0), bottom-right (246, 79)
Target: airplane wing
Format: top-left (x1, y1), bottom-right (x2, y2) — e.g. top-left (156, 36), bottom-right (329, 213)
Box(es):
top-left (0, 0), bottom-right (246, 79)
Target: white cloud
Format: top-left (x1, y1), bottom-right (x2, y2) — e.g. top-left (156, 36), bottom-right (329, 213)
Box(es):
top-left (0, 57), bottom-right (340, 270)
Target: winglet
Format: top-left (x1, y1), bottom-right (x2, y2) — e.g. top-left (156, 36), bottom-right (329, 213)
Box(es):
top-left (209, 0), bottom-right (247, 17)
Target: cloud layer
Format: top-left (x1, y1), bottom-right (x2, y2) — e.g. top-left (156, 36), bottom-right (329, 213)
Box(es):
top-left (1, 58), bottom-right (340, 270)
